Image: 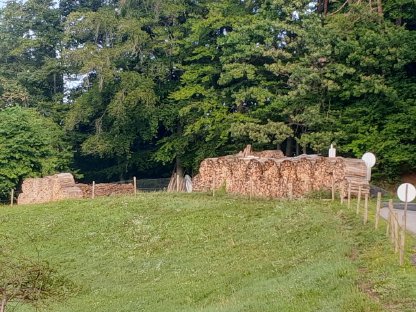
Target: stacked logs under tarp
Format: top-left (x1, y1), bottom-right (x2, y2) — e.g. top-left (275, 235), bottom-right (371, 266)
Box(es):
top-left (193, 149), bottom-right (369, 199)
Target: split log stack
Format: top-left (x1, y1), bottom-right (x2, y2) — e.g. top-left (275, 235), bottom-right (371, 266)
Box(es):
top-left (77, 183), bottom-right (134, 197)
top-left (18, 173), bottom-right (83, 205)
top-left (193, 147), bottom-right (369, 198)
top-left (18, 173), bottom-right (135, 205)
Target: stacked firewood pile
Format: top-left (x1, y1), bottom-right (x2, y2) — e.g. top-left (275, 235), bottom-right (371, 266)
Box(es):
top-left (193, 147), bottom-right (369, 198)
top-left (18, 173), bottom-right (83, 205)
top-left (77, 183), bottom-right (134, 197)
top-left (18, 173), bottom-right (135, 205)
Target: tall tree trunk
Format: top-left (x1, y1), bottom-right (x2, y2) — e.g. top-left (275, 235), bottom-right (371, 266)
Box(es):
top-left (295, 141), bottom-right (300, 156)
top-left (285, 137), bottom-right (293, 157)
top-left (324, 0), bottom-right (329, 15)
top-left (176, 157), bottom-right (184, 178)
top-left (377, 0), bottom-right (383, 16)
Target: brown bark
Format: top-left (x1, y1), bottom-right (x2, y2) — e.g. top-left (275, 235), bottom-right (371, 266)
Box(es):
top-left (285, 137), bottom-right (293, 157)
top-left (1, 295), bottom-right (7, 312)
top-left (324, 0), bottom-right (329, 15)
top-left (377, 0), bottom-right (383, 16)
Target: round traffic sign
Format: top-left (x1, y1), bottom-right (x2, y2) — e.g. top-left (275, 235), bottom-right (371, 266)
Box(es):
top-left (362, 152), bottom-right (376, 168)
top-left (397, 183), bottom-right (416, 203)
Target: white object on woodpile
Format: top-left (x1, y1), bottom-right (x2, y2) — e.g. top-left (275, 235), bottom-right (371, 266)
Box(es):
top-left (361, 152), bottom-right (376, 181)
top-left (328, 144), bottom-right (336, 158)
top-left (397, 183), bottom-right (416, 203)
top-left (185, 175), bottom-right (193, 193)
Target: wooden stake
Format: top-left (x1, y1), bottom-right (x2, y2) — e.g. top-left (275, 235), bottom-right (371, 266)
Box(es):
top-left (176, 174), bottom-right (180, 193)
top-left (356, 186), bottom-right (362, 215)
top-left (404, 184), bottom-right (409, 232)
top-left (288, 182), bottom-right (293, 200)
top-left (386, 199), bottom-right (392, 237)
top-left (394, 212), bottom-right (399, 254)
top-left (331, 176), bottom-right (335, 201)
top-left (400, 220), bottom-right (405, 266)
top-left (10, 189), bottom-right (14, 206)
top-left (375, 192), bottom-right (381, 229)
top-left (133, 176), bottom-right (137, 196)
top-left (363, 193), bottom-right (369, 224)
top-left (92, 181), bottom-right (95, 199)
top-left (390, 209), bottom-right (395, 244)
top-left (347, 183), bottom-right (351, 209)
top-left (340, 184), bottom-right (344, 205)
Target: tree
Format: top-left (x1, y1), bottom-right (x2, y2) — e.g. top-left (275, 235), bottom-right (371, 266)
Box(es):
top-left (0, 0), bottom-right (65, 120)
top-left (63, 0), bottom-right (188, 180)
top-left (156, 0), bottom-right (314, 169)
top-left (0, 106), bottom-right (72, 199)
top-left (279, 4), bottom-right (416, 177)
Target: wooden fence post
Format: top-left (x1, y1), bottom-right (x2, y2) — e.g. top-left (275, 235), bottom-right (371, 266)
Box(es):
top-left (356, 186), bottom-right (362, 215)
top-left (386, 199), bottom-right (392, 237)
top-left (331, 176), bottom-right (335, 202)
top-left (92, 181), bottom-right (95, 199)
top-left (363, 193), bottom-right (369, 224)
top-left (340, 184), bottom-right (344, 205)
top-left (394, 212), bottom-right (399, 254)
top-left (347, 183), bottom-right (351, 209)
top-left (133, 176), bottom-right (137, 196)
top-left (400, 214), bottom-right (405, 266)
top-left (10, 189), bottom-right (14, 206)
top-left (375, 192), bottom-right (381, 229)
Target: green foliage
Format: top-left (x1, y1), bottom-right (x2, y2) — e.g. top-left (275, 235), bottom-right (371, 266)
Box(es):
top-left (231, 120), bottom-right (293, 149)
top-left (0, 0), bottom-right (415, 181)
top-left (0, 107), bottom-right (71, 199)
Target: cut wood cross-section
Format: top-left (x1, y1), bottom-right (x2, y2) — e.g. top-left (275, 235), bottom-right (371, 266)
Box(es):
top-left (193, 146), bottom-right (369, 198)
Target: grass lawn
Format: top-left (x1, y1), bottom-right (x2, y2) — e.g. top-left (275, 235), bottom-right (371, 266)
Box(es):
top-left (0, 193), bottom-right (415, 311)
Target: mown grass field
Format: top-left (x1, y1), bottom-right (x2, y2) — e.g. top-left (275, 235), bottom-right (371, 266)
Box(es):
top-left (0, 193), bottom-right (415, 312)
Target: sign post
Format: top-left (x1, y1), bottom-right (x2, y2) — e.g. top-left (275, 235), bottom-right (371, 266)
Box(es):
top-left (361, 152), bottom-right (376, 181)
top-left (397, 183), bottom-right (416, 231)
top-left (396, 183), bottom-right (416, 265)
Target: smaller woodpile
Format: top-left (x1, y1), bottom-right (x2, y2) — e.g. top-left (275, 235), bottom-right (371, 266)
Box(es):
top-left (18, 173), bottom-right (83, 205)
top-left (18, 173), bottom-right (135, 205)
top-left (77, 183), bottom-right (134, 197)
top-left (193, 146), bottom-right (369, 198)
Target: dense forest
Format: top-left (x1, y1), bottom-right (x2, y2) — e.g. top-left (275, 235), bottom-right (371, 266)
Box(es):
top-left (0, 0), bottom-right (415, 198)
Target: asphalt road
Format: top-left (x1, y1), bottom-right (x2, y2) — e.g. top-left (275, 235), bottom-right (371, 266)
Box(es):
top-left (380, 208), bottom-right (416, 235)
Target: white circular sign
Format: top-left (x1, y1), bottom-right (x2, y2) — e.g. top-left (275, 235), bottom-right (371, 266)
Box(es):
top-left (362, 152), bottom-right (376, 168)
top-left (397, 183), bottom-right (416, 203)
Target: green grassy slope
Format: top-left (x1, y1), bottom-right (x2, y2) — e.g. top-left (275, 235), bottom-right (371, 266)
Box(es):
top-left (0, 193), bottom-right (415, 312)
